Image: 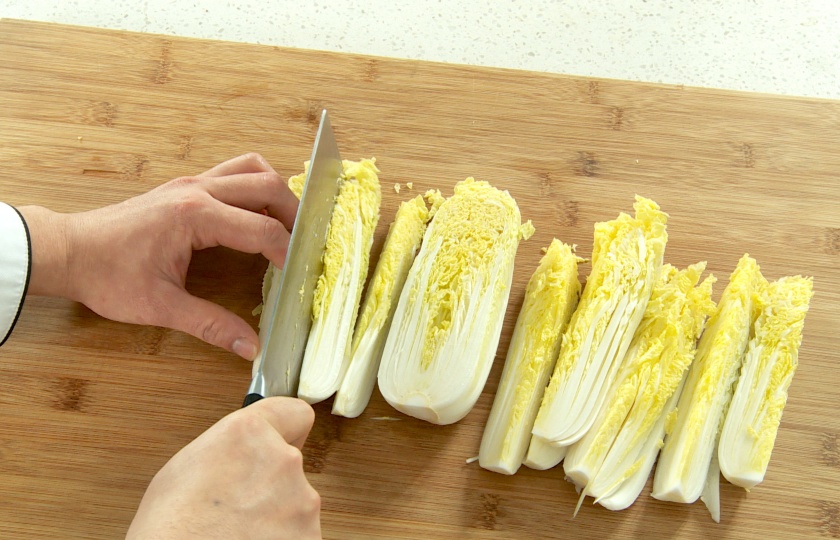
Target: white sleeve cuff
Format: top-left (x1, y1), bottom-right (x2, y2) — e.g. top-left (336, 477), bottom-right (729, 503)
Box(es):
top-left (0, 202), bottom-right (31, 346)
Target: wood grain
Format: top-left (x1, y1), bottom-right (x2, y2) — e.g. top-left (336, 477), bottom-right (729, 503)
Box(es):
top-left (1, 19), bottom-right (838, 539)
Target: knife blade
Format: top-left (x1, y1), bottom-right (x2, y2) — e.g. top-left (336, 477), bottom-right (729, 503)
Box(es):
top-left (244, 109), bottom-right (343, 406)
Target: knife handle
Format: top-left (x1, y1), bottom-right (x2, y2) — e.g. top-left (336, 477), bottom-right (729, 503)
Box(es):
top-left (243, 393), bottom-right (264, 408)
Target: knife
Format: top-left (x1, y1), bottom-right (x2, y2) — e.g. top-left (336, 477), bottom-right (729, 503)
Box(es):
top-left (244, 109), bottom-right (343, 406)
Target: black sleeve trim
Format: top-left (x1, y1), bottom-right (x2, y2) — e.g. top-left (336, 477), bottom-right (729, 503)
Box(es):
top-left (0, 205), bottom-right (33, 347)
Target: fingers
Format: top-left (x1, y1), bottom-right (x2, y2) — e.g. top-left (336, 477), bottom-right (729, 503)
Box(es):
top-left (202, 172), bottom-right (298, 231)
top-left (249, 397), bottom-right (315, 450)
top-left (199, 152), bottom-right (276, 178)
top-left (194, 201), bottom-right (290, 269)
top-left (160, 284), bottom-right (260, 360)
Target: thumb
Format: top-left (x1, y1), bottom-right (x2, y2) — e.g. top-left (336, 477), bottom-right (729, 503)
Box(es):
top-left (248, 397), bottom-right (315, 450)
top-left (163, 286), bottom-right (260, 361)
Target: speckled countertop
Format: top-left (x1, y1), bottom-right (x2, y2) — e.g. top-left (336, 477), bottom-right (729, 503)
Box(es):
top-left (1, 0), bottom-right (838, 99)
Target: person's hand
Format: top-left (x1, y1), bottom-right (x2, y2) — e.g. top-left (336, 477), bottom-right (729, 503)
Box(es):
top-left (19, 153), bottom-right (298, 360)
top-left (126, 397), bottom-right (321, 539)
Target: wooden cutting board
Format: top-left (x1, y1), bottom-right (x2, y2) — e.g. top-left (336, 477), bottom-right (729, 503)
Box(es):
top-left (0, 19), bottom-right (838, 539)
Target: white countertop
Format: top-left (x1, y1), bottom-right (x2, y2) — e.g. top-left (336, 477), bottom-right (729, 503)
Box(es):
top-left (2, 0), bottom-right (838, 99)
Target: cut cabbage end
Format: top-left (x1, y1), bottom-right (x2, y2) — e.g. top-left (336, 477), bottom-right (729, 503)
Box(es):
top-left (523, 436), bottom-right (567, 471)
top-left (701, 450), bottom-right (721, 523)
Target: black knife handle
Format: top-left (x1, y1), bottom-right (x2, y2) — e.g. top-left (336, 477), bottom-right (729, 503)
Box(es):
top-left (243, 393), bottom-right (264, 408)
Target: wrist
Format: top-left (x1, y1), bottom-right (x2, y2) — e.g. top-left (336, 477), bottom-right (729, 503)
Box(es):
top-left (17, 206), bottom-right (72, 299)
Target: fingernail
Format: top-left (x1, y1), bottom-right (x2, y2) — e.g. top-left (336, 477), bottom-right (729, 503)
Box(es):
top-left (233, 338), bottom-right (258, 361)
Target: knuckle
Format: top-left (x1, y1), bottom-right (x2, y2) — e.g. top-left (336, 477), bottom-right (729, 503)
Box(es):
top-left (223, 410), bottom-right (263, 438)
top-left (169, 175), bottom-right (201, 189)
top-left (298, 487), bottom-right (321, 517)
top-left (197, 316), bottom-right (226, 346)
top-left (298, 400), bottom-right (315, 426)
top-left (242, 152), bottom-right (266, 166)
top-left (282, 444), bottom-right (304, 469)
top-left (262, 171), bottom-right (284, 188)
top-left (261, 217), bottom-right (286, 245)
top-left (169, 193), bottom-right (207, 224)
top-left (307, 488), bottom-right (321, 513)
